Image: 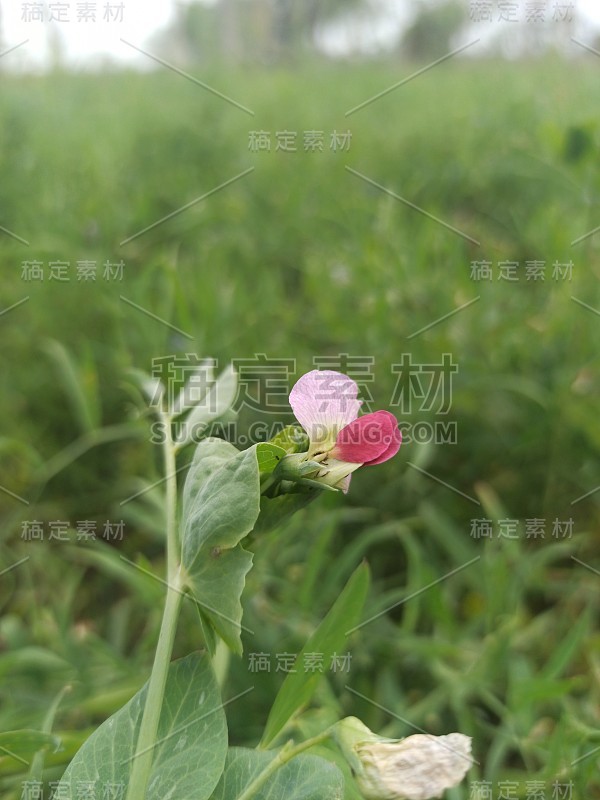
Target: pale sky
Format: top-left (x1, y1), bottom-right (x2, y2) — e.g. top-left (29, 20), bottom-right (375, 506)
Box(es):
top-left (1, 0), bottom-right (599, 69)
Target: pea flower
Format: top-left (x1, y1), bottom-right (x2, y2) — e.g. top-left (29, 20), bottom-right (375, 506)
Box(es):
top-left (278, 369), bottom-right (401, 492)
top-left (334, 717), bottom-right (472, 800)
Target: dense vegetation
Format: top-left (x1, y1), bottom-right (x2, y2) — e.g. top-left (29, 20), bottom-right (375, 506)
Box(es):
top-left (1, 56), bottom-right (599, 798)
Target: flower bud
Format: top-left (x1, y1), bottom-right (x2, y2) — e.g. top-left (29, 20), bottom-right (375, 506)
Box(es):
top-left (333, 717), bottom-right (472, 800)
top-left (273, 452), bottom-right (322, 482)
top-left (271, 452), bottom-right (360, 493)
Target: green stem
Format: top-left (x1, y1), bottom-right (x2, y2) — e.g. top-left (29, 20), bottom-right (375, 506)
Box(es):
top-left (236, 729), bottom-right (333, 800)
top-left (161, 411), bottom-right (180, 574)
top-left (125, 412), bottom-right (183, 800)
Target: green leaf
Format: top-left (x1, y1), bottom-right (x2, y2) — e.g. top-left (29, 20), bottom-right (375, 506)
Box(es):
top-left (43, 339), bottom-right (98, 433)
top-left (196, 604), bottom-right (219, 657)
top-left (260, 562), bottom-right (371, 748)
top-left (257, 443), bottom-right (287, 476)
top-left (127, 367), bottom-right (164, 408)
top-left (178, 365), bottom-right (238, 448)
top-left (181, 439), bottom-right (261, 654)
top-left (171, 359), bottom-right (216, 416)
top-left (0, 730), bottom-right (59, 762)
top-left (187, 546), bottom-right (254, 656)
top-left (209, 746), bottom-right (344, 800)
top-left (541, 608), bottom-right (591, 681)
top-left (511, 676), bottom-right (583, 706)
top-left (0, 647), bottom-right (71, 680)
top-left (29, 685), bottom-right (71, 783)
top-left (55, 653), bottom-right (227, 800)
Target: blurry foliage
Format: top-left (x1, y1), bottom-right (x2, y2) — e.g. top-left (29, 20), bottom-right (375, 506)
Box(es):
top-left (151, 0), bottom-right (374, 64)
top-left (0, 53), bottom-right (599, 798)
top-left (149, 0), bottom-right (575, 66)
top-left (401, 0), bottom-right (468, 61)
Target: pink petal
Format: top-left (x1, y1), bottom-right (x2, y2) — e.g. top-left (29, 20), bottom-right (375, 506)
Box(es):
top-left (365, 411), bottom-right (402, 465)
top-left (289, 370), bottom-right (362, 444)
top-left (331, 410), bottom-right (401, 465)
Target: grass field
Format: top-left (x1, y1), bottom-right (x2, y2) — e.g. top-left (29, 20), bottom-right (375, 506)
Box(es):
top-left (1, 56), bottom-right (599, 798)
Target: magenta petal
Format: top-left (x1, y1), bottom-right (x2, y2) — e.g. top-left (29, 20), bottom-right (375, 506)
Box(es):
top-left (364, 411), bottom-right (402, 465)
top-left (332, 410), bottom-right (401, 465)
top-left (289, 370), bottom-right (362, 443)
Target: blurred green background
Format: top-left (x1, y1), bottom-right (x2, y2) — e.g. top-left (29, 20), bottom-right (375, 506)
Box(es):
top-left (1, 1), bottom-right (599, 797)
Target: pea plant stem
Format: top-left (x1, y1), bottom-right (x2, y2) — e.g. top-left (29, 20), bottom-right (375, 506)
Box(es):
top-left (235, 729), bottom-right (334, 800)
top-left (125, 411), bottom-right (183, 800)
